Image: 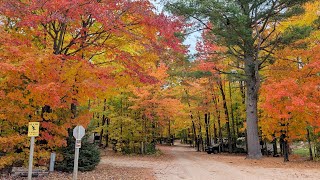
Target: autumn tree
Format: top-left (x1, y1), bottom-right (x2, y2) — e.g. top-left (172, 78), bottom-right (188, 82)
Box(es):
top-left (129, 63), bottom-right (186, 151)
top-left (167, 0), bottom-right (312, 158)
top-left (0, 27), bottom-right (104, 168)
top-left (260, 1), bottom-right (320, 161)
top-left (0, 0), bottom-right (185, 168)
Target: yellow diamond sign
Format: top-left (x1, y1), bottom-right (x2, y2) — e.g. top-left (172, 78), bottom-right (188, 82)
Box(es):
top-left (28, 122), bottom-right (40, 137)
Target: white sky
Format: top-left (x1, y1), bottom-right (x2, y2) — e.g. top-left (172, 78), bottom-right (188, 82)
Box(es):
top-left (151, 0), bottom-right (200, 55)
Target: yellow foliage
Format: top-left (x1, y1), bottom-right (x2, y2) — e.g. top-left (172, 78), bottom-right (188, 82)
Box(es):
top-left (279, 1), bottom-right (320, 31)
top-left (0, 154), bottom-right (15, 169)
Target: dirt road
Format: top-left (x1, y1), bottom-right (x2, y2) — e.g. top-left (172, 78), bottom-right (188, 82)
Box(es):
top-left (101, 143), bottom-right (320, 180)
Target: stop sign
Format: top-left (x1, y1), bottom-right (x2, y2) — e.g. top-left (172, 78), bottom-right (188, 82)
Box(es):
top-left (73, 125), bottom-right (85, 140)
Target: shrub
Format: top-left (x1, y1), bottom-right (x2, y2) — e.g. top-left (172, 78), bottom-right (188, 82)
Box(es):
top-left (55, 137), bottom-right (100, 172)
top-left (145, 142), bottom-right (156, 154)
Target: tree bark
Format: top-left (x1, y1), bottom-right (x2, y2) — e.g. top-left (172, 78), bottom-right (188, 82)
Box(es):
top-left (99, 99), bottom-right (107, 147)
top-left (105, 117), bottom-right (110, 148)
top-left (283, 140), bottom-right (289, 162)
top-left (213, 94), bottom-right (223, 152)
top-left (142, 115), bottom-right (147, 154)
top-left (213, 122), bottom-right (217, 144)
top-left (244, 56), bottom-right (262, 159)
top-left (198, 112), bottom-right (204, 151)
top-left (235, 107), bottom-right (239, 137)
top-left (192, 121), bottom-right (197, 148)
top-left (205, 113), bottom-right (210, 147)
top-left (280, 134), bottom-right (284, 156)
top-left (272, 134), bottom-right (278, 157)
top-left (307, 128), bottom-right (313, 161)
top-left (229, 81), bottom-right (236, 147)
top-left (168, 118), bottom-right (171, 139)
top-left (99, 117), bottom-right (106, 147)
top-left (208, 113), bottom-right (211, 146)
top-left (185, 89), bottom-right (197, 148)
top-left (239, 81), bottom-right (246, 105)
top-left (218, 80), bottom-right (232, 153)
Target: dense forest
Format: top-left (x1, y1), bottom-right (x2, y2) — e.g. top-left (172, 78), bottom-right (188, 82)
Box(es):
top-left (0, 0), bottom-right (319, 171)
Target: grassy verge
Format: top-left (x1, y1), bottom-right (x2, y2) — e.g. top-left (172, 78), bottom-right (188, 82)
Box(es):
top-left (292, 147), bottom-right (309, 157)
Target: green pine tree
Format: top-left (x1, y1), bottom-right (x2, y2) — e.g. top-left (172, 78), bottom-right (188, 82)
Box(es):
top-left (166, 0), bottom-right (312, 159)
top-left (55, 137), bottom-right (100, 172)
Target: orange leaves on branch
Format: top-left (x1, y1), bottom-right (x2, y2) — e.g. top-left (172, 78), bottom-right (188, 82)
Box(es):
top-left (0, 0), bottom-right (186, 168)
top-left (129, 63), bottom-right (185, 125)
top-left (260, 40), bottom-right (320, 141)
top-left (259, 1), bottom-right (320, 141)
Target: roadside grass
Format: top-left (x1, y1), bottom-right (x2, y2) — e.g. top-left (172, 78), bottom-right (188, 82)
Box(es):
top-left (292, 147), bottom-right (309, 157)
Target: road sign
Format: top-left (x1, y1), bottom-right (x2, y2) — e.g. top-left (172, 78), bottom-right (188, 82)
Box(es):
top-left (73, 125), bottom-right (85, 180)
top-left (28, 122), bottom-right (40, 137)
top-left (27, 122), bottom-right (40, 179)
top-left (73, 125), bottom-right (85, 140)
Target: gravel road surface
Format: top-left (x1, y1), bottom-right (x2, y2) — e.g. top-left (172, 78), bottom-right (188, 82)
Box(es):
top-left (101, 142), bottom-right (320, 180)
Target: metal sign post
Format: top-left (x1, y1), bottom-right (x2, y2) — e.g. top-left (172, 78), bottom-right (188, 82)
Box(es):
top-left (73, 145), bottom-right (80, 180)
top-left (27, 122), bottom-right (40, 180)
top-left (49, 152), bottom-right (56, 172)
top-left (73, 125), bottom-right (85, 180)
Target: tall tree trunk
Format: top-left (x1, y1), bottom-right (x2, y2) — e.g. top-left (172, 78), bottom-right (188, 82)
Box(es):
top-left (280, 131), bottom-right (289, 161)
top-left (185, 89), bottom-right (197, 148)
top-left (208, 113), bottom-right (211, 146)
top-left (244, 56), bottom-right (262, 159)
top-left (239, 80), bottom-right (245, 138)
top-left (99, 99), bottom-right (107, 147)
top-left (235, 107), bottom-right (239, 137)
top-left (99, 117), bottom-right (106, 147)
top-left (213, 122), bottom-right (217, 144)
top-left (141, 115), bottom-right (147, 154)
top-left (213, 94), bottom-right (223, 152)
top-left (272, 134), bottom-right (278, 157)
top-left (283, 140), bottom-right (289, 162)
top-left (239, 81), bottom-right (246, 105)
top-left (192, 121), bottom-right (197, 148)
top-left (280, 134), bottom-right (284, 156)
top-left (168, 118), bottom-right (171, 139)
top-left (218, 80), bottom-right (232, 153)
top-left (105, 118), bottom-right (110, 148)
top-left (198, 112), bottom-right (204, 151)
top-left (307, 128), bottom-right (313, 161)
top-left (205, 113), bottom-right (210, 147)
top-left (204, 113), bottom-right (210, 146)
top-left (151, 119), bottom-right (156, 150)
top-left (229, 81), bottom-right (236, 147)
